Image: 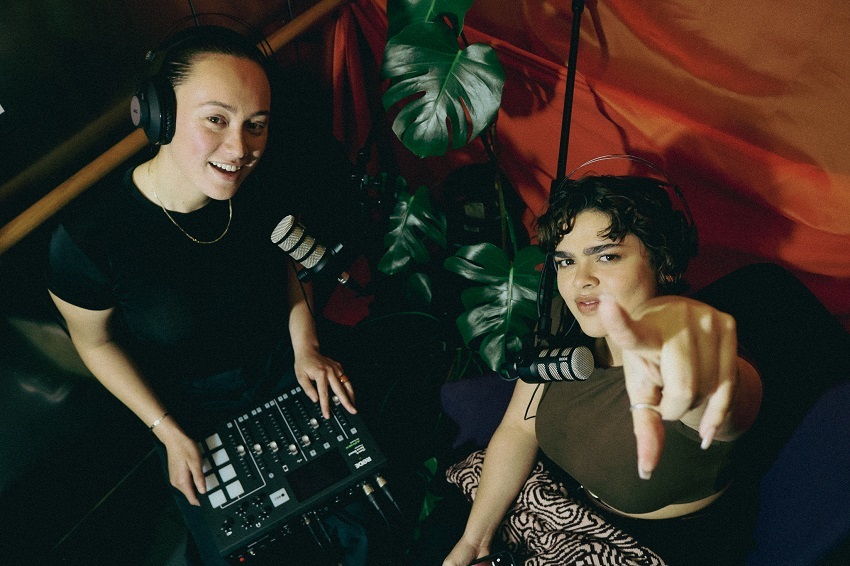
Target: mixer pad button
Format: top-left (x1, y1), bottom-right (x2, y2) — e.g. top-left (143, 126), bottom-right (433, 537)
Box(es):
top-left (206, 433), bottom-right (223, 450)
top-left (226, 480), bottom-right (245, 499)
top-left (205, 474), bottom-right (220, 491)
top-left (212, 449), bottom-right (229, 466)
top-left (219, 464), bottom-right (237, 483)
top-left (208, 489), bottom-right (227, 509)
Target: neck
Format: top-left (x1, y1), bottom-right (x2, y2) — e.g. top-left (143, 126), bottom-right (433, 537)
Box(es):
top-left (144, 156), bottom-right (211, 213)
top-left (596, 338), bottom-right (622, 368)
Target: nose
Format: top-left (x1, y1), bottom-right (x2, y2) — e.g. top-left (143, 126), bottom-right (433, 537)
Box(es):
top-left (223, 127), bottom-right (248, 159)
top-left (571, 261), bottom-right (598, 289)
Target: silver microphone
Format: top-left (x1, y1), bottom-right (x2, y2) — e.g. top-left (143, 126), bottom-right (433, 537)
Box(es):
top-left (271, 215), bottom-right (359, 290)
top-left (503, 345), bottom-right (595, 382)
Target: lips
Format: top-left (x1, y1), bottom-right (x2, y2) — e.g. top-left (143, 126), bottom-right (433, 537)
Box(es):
top-left (210, 161), bottom-right (242, 173)
top-left (575, 296), bottom-right (600, 314)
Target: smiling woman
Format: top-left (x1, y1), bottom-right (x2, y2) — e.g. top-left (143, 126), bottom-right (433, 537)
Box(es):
top-left (44, 25), bottom-right (360, 566)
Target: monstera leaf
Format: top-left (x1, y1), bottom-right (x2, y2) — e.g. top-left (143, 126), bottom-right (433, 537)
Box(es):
top-left (386, 0), bottom-right (474, 38)
top-left (381, 17), bottom-right (504, 158)
top-left (444, 243), bottom-right (545, 371)
top-left (378, 185), bottom-right (447, 276)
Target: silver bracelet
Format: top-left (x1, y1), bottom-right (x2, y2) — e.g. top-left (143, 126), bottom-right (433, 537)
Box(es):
top-left (149, 411), bottom-right (170, 431)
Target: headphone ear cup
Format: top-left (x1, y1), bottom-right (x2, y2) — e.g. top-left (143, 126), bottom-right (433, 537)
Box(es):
top-left (681, 211), bottom-right (698, 259)
top-left (130, 74), bottom-right (175, 145)
top-left (673, 210), bottom-right (698, 272)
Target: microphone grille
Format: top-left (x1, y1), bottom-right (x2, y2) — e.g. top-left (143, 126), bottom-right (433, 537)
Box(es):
top-left (569, 346), bottom-right (594, 380)
top-left (271, 215), bottom-right (326, 269)
top-left (271, 215), bottom-right (296, 248)
top-left (534, 346), bottom-right (594, 381)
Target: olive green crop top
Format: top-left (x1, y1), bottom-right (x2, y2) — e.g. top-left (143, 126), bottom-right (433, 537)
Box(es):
top-left (535, 366), bottom-right (734, 514)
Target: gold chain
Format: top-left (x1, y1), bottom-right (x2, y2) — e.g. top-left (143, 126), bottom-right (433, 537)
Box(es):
top-left (148, 162), bottom-right (232, 245)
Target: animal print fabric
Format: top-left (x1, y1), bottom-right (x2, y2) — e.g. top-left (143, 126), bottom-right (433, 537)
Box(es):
top-left (446, 449), bottom-right (666, 565)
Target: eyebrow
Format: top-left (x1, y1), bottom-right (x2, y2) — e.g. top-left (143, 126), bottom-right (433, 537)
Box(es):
top-left (554, 242), bottom-right (621, 258)
top-left (202, 100), bottom-right (270, 118)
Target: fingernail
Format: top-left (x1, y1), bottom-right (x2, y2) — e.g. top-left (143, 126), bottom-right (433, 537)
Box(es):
top-left (638, 464), bottom-right (652, 480)
top-left (701, 426), bottom-right (717, 450)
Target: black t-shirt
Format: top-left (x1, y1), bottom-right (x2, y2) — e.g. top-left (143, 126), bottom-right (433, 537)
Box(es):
top-left (47, 166), bottom-right (295, 401)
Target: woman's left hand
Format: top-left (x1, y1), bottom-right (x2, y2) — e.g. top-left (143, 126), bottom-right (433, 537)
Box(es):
top-left (598, 294), bottom-right (738, 480)
top-left (294, 348), bottom-right (356, 419)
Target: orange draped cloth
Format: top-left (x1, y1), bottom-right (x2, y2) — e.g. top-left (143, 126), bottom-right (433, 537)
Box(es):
top-left (330, 0), bottom-right (850, 329)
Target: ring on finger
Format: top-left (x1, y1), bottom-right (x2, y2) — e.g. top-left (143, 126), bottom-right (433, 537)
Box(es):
top-left (338, 374), bottom-right (349, 384)
top-left (629, 403), bottom-right (660, 415)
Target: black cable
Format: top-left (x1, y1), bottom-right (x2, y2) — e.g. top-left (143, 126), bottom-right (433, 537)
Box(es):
top-left (374, 474), bottom-right (403, 517)
top-left (361, 481), bottom-right (390, 527)
top-left (186, 0), bottom-right (200, 27)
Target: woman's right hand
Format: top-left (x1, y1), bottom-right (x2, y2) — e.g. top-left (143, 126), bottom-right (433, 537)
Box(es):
top-left (155, 419), bottom-right (206, 506)
top-left (443, 538), bottom-right (490, 566)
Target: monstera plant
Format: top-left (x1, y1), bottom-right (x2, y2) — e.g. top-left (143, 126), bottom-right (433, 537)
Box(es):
top-left (375, 173), bottom-right (545, 374)
top-left (381, 0), bottom-right (505, 157)
top-left (375, 0), bottom-right (544, 374)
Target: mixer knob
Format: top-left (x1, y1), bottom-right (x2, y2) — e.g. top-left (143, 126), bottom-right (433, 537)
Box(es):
top-left (253, 443), bottom-right (263, 455)
top-left (300, 434), bottom-right (311, 446)
top-left (309, 418), bottom-right (319, 429)
top-left (268, 441), bottom-right (279, 452)
top-left (331, 395), bottom-right (341, 406)
top-left (236, 445), bottom-right (246, 457)
top-left (288, 443), bottom-right (298, 455)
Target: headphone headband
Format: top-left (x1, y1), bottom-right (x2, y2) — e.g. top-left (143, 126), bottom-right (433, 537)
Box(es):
top-left (130, 13), bottom-right (273, 145)
top-left (563, 153), bottom-right (696, 240)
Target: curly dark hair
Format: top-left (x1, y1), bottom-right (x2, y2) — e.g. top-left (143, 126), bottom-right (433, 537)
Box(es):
top-left (536, 175), bottom-right (697, 294)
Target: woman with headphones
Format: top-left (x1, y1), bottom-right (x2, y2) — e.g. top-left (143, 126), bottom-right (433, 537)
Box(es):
top-left (46, 24), bottom-right (357, 565)
top-left (443, 175), bottom-right (764, 565)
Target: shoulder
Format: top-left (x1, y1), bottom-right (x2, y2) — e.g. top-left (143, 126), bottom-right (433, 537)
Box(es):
top-left (52, 167), bottom-right (143, 265)
top-left (60, 168), bottom-right (136, 232)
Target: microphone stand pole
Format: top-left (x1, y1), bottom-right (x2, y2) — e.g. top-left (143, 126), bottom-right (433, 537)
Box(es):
top-left (539, 0), bottom-right (586, 346)
top-left (553, 0), bottom-right (587, 186)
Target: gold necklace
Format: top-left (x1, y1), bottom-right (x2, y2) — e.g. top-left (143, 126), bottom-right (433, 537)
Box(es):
top-left (148, 163), bottom-right (232, 245)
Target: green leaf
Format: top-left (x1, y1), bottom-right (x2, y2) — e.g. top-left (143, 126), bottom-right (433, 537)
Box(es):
top-left (378, 185), bottom-right (447, 275)
top-left (381, 21), bottom-right (505, 158)
top-left (445, 244), bottom-right (546, 371)
top-left (387, 0), bottom-right (475, 38)
top-left (406, 271), bottom-right (434, 304)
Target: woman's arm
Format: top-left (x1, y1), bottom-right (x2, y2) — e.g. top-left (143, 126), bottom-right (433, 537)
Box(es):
top-left (443, 380), bottom-right (543, 566)
top-left (49, 291), bottom-right (206, 505)
top-left (285, 259), bottom-right (355, 419)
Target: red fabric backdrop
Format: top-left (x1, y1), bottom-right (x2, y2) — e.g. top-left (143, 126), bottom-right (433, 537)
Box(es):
top-left (328, 0), bottom-right (850, 330)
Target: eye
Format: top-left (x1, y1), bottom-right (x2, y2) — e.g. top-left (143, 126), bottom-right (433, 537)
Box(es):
top-left (599, 254), bottom-right (620, 262)
top-left (207, 115), bottom-right (226, 126)
top-left (554, 257), bottom-right (574, 269)
top-left (246, 120), bottom-right (268, 135)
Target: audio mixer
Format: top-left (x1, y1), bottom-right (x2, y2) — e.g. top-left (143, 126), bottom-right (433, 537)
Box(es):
top-left (195, 385), bottom-right (387, 562)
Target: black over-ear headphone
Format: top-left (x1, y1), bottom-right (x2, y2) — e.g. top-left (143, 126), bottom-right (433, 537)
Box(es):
top-left (130, 14), bottom-right (273, 145)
